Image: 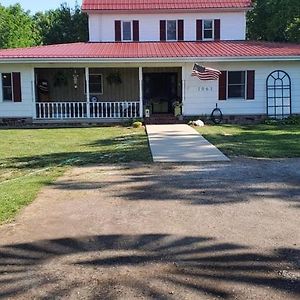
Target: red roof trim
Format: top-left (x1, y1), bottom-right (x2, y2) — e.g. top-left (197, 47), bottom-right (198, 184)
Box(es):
top-left (82, 0), bottom-right (253, 11)
top-left (0, 41), bottom-right (299, 60)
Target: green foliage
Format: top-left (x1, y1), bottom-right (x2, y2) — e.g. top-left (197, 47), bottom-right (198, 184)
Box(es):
top-left (0, 2), bottom-right (88, 49)
top-left (34, 3), bottom-right (88, 45)
top-left (132, 121), bottom-right (143, 128)
top-left (0, 4), bottom-right (40, 48)
top-left (247, 0), bottom-right (300, 42)
top-left (264, 115), bottom-right (300, 125)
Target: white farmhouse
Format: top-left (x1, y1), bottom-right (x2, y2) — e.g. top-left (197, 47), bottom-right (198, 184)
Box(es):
top-left (0, 0), bottom-right (299, 124)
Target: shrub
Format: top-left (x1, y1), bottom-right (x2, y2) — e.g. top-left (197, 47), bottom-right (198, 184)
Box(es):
top-left (132, 121), bottom-right (143, 128)
top-left (264, 115), bottom-right (300, 125)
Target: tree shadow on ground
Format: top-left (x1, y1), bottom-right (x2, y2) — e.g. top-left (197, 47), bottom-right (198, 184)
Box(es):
top-left (50, 159), bottom-right (300, 208)
top-left (0, 234), bottom-right (299, 299)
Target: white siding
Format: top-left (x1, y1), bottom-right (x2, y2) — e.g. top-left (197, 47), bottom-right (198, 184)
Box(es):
top-left (0, 65), bottom-right (34, 118)
top-left (1, 60), bottom-right (299, 119)
top-left (89, 12), bottom-right (246, 42)
top-left (183, 61), bottom-right (300, 116)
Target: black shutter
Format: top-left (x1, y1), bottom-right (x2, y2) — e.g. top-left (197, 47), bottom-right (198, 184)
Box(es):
top-left (160, 20), bottom-right (166, 41)
top-left (133, 20), bottom-right (139, 41)
top-left (247, 70), bottom-right (255, 100)
top-left (196, 19), bottom-right (203, 41)
top-left (115, 20), bottom-right (121, 41)
top-left (214, 19), bottom-right (221, 40)
top-left (178, 20), bottom-right (184, 41)
top-left (219, 71), bottom-right (227, 101)
top-left (12, 72), bottom-right (22, 102)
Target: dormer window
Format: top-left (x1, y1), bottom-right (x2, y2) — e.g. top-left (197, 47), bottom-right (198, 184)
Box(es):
top-left (203, 20), bottom-right (214, 40)
top-left (122, 21), bottom-right (132, 41)
top-left (166, 20), bottom-right (177, 41)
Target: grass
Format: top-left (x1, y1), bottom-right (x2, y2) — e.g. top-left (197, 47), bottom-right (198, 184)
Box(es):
top-left (0, 126), bottom-right (151, 223)
top-left (196, 124), bottom-right (300, 158)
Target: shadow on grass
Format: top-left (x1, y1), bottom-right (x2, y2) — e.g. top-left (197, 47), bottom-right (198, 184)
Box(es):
top-left (0, 234), bottom-right (299, 299)
top-left (202, 128), bottom-right (300, 158)
top-left (0, 134), bottom-right (152, 171)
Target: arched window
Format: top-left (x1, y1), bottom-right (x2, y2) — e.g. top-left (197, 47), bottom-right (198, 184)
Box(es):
top-left (266, 70), bottom-right (291, 119)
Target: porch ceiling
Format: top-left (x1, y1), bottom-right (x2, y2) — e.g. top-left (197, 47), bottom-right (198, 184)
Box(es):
top-left (0, 41), bottom-right (300, 61)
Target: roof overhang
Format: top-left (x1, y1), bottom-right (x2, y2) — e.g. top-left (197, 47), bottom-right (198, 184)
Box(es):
top-left (83, 7), bottom-right (251, 14)
top-left (0, 41), bottom-right (299, 64)
top-left (1, 56), bottom-right (299, 65)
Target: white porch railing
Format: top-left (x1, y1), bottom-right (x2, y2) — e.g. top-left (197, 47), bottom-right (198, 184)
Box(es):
top-left (36, 101), bottom-right (140, 120)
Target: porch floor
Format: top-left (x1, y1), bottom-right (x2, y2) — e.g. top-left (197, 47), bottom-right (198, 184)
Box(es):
top-left (146, 124), bottom-right (230, 162)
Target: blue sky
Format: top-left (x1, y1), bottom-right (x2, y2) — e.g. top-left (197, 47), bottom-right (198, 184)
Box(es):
top-left (1, 0), bottom-right (79, 13)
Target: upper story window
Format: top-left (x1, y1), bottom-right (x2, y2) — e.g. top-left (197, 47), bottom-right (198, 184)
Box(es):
top-left (122, 21), bottom-right (132, 41)
top-left (160, 20), bottom-right (184, 41)
top-left (203, 20), bottom-right (214, 40)
top-left (2, 73), bottom-right (13, 101)
top-left (196, 19), bottom-right (220, 41)
top-left (115, 20), bottom-right (139, 42)
top-left (228, 71), bottom-right (246, 99)
top-left (166, 20), bottom-right (177, 41)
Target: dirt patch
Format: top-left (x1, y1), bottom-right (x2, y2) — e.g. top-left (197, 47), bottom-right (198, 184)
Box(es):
top-left (0, 158), bottom-right (299, 299)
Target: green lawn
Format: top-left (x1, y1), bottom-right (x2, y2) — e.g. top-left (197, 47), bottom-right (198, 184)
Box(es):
top-left (196, 124), bottom-right (300, 158)
top-left (0, 127), bottom-right (151, 223)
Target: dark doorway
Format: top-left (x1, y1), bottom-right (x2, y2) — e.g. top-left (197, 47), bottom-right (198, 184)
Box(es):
top-left (143, 72), bottom-right (179, 114)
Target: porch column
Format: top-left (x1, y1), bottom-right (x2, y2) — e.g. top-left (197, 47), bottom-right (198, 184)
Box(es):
top-left (85, 67), bottom-right (90, 118)
top-left (181, 64), bottom-right (186, 116)
top-left (139, 67), bottom-right (143, 118)
top-left (31, 68), bottom-right (37, 119)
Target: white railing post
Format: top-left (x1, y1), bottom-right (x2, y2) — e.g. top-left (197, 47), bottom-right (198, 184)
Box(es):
top-left (36, 101), bottom-right (140, 120)
top-left (139, 67), bottom-right (143, 118)
top-left (85, 67), bottom-right (90, 118)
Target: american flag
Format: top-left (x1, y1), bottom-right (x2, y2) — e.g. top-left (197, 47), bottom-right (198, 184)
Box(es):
top-left (192, 64), bottom-right (221, 80)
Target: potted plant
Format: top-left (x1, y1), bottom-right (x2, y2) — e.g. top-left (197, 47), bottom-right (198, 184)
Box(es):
top-left (106, 72), bottom-right (122, 85)
top-left (172, 100), bottom-right (183, 117)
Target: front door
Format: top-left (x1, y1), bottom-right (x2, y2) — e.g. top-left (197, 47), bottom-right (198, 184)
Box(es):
top-left (143, 73), bottom-right (178, 114)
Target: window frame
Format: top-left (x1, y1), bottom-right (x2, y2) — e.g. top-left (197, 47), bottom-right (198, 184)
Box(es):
top-left (85, 73), bottom-right (104, 95)
top-left (121, 20), bottom-right (133, 42)
top-left (202, 19), bottom-right (214, 41)
top-left (166, 20), bottom-right (177, 41)
top-left (1, 73), bottom-right (13, 102)
top-left (227, 71), bottom-right (247, 100)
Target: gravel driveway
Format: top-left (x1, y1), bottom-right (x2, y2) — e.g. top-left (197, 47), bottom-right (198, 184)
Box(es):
top-left (0, 158), bottom-right (299, 299)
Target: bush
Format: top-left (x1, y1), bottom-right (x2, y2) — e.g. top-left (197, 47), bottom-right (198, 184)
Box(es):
top-left (132, 121), bottom-right (143, 128)
top-left (264, 115), bottom-right (300, 125)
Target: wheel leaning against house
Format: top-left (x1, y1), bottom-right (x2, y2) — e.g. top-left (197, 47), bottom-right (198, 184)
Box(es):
top-left (211, 106), bottom-right (223, 124)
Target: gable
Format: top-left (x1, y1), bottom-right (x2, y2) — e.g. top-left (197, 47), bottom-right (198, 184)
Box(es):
top-left (82, 0), bottom-right (253, 11)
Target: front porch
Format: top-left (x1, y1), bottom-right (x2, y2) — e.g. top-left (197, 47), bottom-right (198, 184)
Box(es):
top-left (34, 66), bottom-right (183, 121)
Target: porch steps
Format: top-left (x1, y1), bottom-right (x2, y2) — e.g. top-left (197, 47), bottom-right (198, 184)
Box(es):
top-left (144, 114), bottom-right (184, 125)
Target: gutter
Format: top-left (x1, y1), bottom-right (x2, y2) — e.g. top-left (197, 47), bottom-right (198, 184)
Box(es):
top-left (0, 56), bottom-right (300, 64)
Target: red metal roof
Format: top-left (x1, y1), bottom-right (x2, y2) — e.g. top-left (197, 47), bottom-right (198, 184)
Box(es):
top-left (0, 41), bottom-right (299, 60)
top-left (82, 0), bottom-right (253, 11)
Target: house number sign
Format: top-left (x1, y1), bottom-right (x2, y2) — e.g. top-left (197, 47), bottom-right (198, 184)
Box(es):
top-left (198, 86), bottom-right (213, 92)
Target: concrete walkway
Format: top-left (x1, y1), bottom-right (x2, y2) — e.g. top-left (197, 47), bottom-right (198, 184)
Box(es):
top-left (146, 124), bottom-right (229, 162)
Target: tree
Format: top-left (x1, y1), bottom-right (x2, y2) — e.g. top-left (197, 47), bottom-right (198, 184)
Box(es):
top-left (34, 3), bottom-right (88, 45)
top-left (0, 4), bottom-right (40, 49)
top-left (247, 0), bottom-right (300, 42)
